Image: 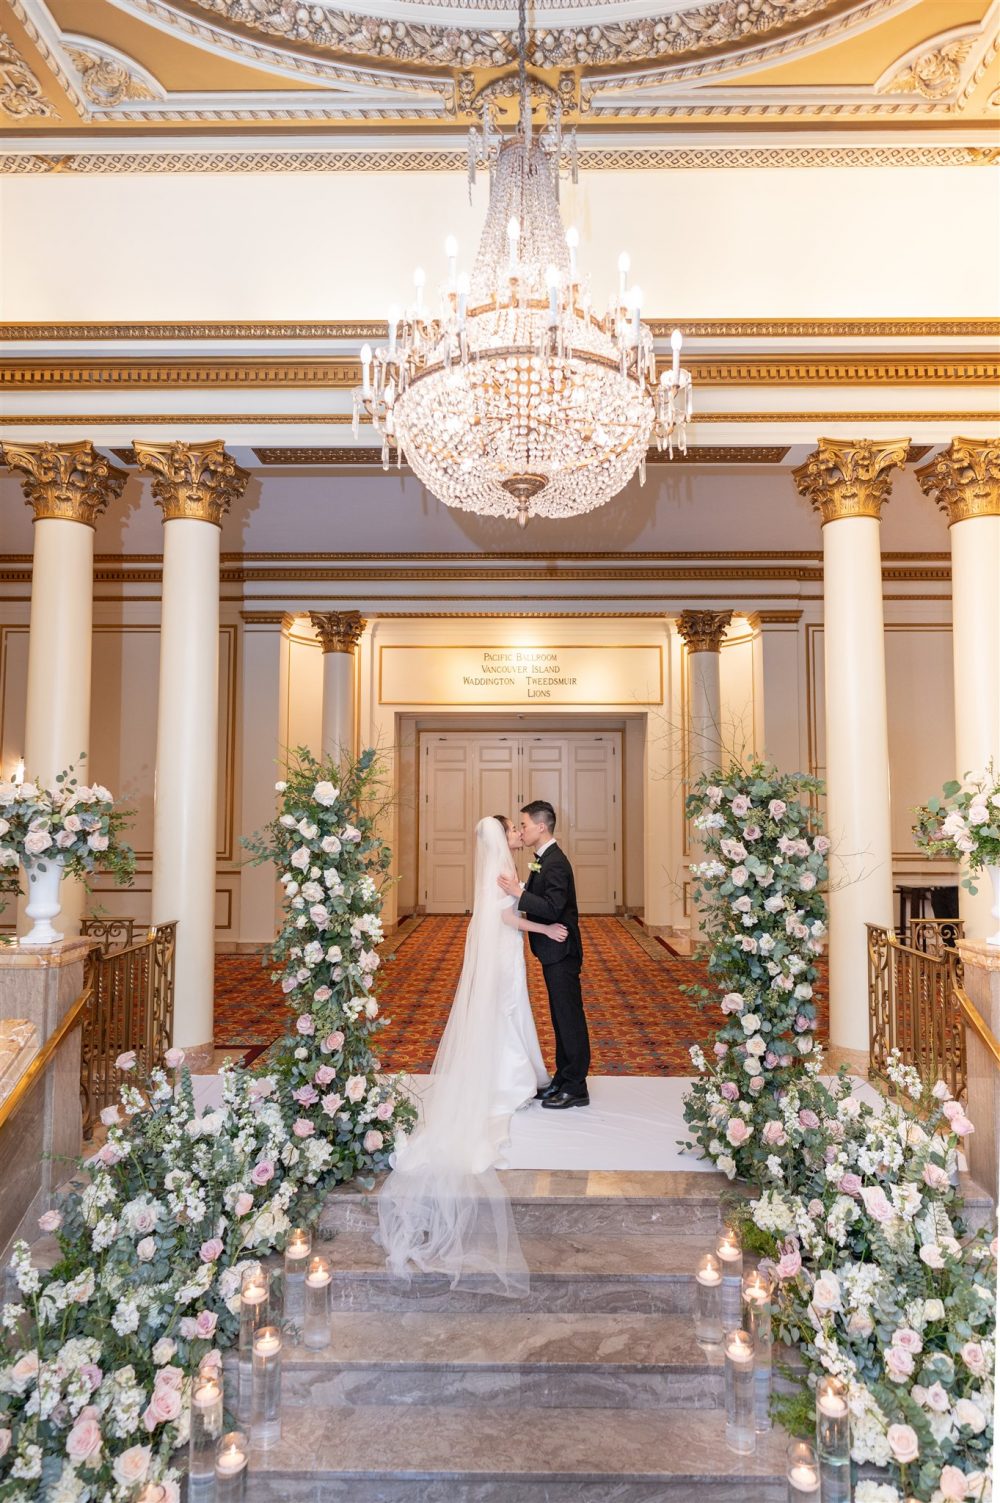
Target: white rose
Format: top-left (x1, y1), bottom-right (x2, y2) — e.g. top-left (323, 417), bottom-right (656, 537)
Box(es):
top-left (811, 1270), bottom-right (842, 1313)
top-left (954, 1398), bottom-right (986, 1434)
top-left (313, 781), bottom-right (339, 806)
top-left (112, 1445), bottom-right (151, 1487)
top-left (136, 1237), bottom-right (156, 1262)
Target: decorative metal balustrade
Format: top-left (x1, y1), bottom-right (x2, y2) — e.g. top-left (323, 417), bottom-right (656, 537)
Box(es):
top-left (908, 916), bottom-right (965, 956)
top-left (79, 921), bottom-right (177, 1137)
top-left (867, 923), bottom-right (966, 1102)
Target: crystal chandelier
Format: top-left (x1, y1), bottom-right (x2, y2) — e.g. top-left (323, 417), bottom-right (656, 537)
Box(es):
top-left (353, 2), bottom-right (693, 527)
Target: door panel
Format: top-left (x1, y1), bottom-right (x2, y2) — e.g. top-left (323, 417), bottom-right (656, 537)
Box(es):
top-left (420, 731), bottom-right (622, 914)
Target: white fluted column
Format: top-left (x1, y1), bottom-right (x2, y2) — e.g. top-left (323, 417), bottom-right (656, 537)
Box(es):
top-left (4, 442), bottom-right (127, 937)
top-left (310, 611), bottom-right (365, 762)
top-left (794, 438), bottom-right (909, 1054)
top-left (918, 439), bottom-right (1000, 939)
top-left (136, 441), bottom-right (248, 1061)
top-left (677, 610), bottom-right (732, 930)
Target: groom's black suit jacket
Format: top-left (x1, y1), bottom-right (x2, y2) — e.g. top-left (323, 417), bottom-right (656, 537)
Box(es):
top-left (517, 843), bottom-right (583, 968)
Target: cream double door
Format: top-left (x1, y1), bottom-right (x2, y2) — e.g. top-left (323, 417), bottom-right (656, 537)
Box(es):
top-left (419, 731), bottom-right (622, 914)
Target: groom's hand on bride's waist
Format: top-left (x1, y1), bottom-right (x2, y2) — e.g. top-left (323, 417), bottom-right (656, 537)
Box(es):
top-left (497, 872), bottom-right (523, 897)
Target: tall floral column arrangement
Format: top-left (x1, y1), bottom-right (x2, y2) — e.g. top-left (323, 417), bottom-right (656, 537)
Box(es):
top-left (682, 762), bottom-right (996, 1503)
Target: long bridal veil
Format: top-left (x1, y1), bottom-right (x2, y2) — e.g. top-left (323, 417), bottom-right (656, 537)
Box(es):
top-left (377, 816), bottom-right (530, 1296)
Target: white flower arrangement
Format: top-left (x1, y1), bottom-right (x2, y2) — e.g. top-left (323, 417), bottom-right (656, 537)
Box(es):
top-left (683, 761), bottom-right (996, 1503)
top-left (914, 767), bottom-right (1000, 893)
top-left (0, 760), bottom-right (135, 902)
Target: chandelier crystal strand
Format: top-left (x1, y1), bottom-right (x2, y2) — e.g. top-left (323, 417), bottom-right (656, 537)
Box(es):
top-left (352, 0), bottom-right (693, 524)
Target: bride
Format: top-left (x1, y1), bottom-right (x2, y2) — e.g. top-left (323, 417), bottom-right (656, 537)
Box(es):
top-left (377, 814), bottom-right (566, 1294)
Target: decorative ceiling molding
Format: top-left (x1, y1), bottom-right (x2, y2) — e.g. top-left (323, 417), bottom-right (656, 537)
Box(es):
top-left (0, 28), bottom-right (56, 118)
top-left (63, 36), bottom-right (162, 107)
top-left (2, 144), bottom-right (998, 173)
top-left (247, 445), bottom-right (792, 465)
top-left (4, 318), bottom-right (997, 340)
top-left (2, 409), bottom-right (996, 426)
top-left (875, 25), bottom-right (981, 100)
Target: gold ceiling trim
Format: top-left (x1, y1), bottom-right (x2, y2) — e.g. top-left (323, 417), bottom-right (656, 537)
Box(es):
top-left (248, 445), bottom-right (791, 466)
top-left (0, 549), bottom-right (950, 564)
top-left (2, 411), bottom-right (996, 427)
top-left (0, 28), bottom-right (56, 119)
top-left (4, 319), bottom-right (996, 340)
top-left (5, 355), bottom-right (996, 388)
top-left (3, 146), bottom-right (998, 174)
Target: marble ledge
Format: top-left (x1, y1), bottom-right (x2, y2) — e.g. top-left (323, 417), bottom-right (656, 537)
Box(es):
top-left (956, 939), bottom-right (1000, 972)
top-left (0, 937), bottom-right (97, 971)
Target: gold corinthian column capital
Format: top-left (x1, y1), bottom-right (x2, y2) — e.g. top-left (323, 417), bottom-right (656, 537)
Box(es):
top-left (915, 437), bottom-right (1000, 525)
top-left (133, 439), bottom-right (249, 525)
top-left (792, 437), bottom-right (910, 524)
top-left (676, 609), bottom-right (732, 653)
top-left (310, 610), bottom-right (367, 654)
top-left (2, 440), bottom-right (128, 527)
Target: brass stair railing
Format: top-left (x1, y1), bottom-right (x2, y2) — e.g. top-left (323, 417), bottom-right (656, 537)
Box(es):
top-left (867, 923), bottom-right (967, 1100)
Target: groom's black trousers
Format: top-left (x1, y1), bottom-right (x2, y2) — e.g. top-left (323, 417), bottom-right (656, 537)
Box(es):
top-left (544, 956), bottom-right (591, 1095)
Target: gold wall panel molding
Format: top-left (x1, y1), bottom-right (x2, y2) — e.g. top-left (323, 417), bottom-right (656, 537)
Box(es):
top-left (793, 437), bottom-right (910, 523)
top-left (676, 609), bottom-right (733, 653)
top-left (1, 440), bottom-right (128, 526)
top-left (4, 319), bottom-right (997, 341)
top-left (0, 29), bottom-right (55, 119)
top-left (916, 437), bottom-right (1000, 524)
top-left (3, 146), bottom-right (999, 176)
top-left (133, 439), bottom-right (249, 526)
top-left (309, 609), bottom-right (366, 655)
top-left (248, 444), bottom-right (792, 466)
top-left (4, 410), bottom-right (996, 428)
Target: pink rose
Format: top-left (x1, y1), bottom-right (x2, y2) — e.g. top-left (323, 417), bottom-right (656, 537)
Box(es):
top-left (66, 1416), bottom-right (102, 1464)
top-left (941, 1099), bottom-right (963, 1122)
top-left (838, 1173), bottom-right (862, 1197)
top-left (887, 1424), bottom-right (919, 1465)
top-left (345, 1075), bottom-right (367, 1103)
top-left (293, 1084), bottom-right (319, 1106)
top-left (363, 1129), bottom-right (384, 1153)
top-left (713, 1042), bottom-right (728, 1058)
top-left (885, 1345), bottom-right (915, 1382)
top-left (768, 800), bottom-right (786, 819)
top-left (762, 1121), bottom-right (786, 1147)
top-left (154, 1366), bottom-right (184, 1391)
top-left (99, 1105), bottom-right (120, 1127)
top-left (112, 1445), bottom-right (152, 1487)
top-left (296, 1014), bottom-right (316, 1036)
top-left (164, 1047), bottom-right (185, 1068)
top-left (726, 1118), bottom-right (750, 1147)
top-left (731, 795), bottom-right (751, 817)
top-left (948, 1113), bottom-right (975, 1137)
top-left (860, 1185), bottom-right (893, 1224)
top-left (743, 825), bottom-right (761, 841)
top-left (194, 1309), bottom-right (218, 1339)
top-left (250, 1159), bottom-right (275, 1186)
top-left (321, 1031), bottom-right (345, 1055)
top-left (798, 1109), bottom-right (820, 1130)
top-left (748, 1076), bottom-right (766, 1095)
top-left (136, 1237), bottom-right (156, 1263)
top-left (892, 1328), bottom-right (923, 1354)
top-left (293, 1118), bottom-right (315, 1138)
top-left (923, 1163), bottom-right (950, 1191)
top-left (321, 1092), bottom-right (343, 1117)
top-left (719, 1081), bottom-right (739, 1101)
top-left (234, 1190), bottom-right (254, 1217)
top-left (376, 1100), bottom-right (395, 1121)
top-left (80, 1364), bottom-right (102, 1392)
top-left (199, 1238), bottom-right (224, 1264)
top-left (200, 1349), bottom-right (223, 1376)
top-left (721, 993), bottom-right (744, 1014)
top-left (115, 1050), bottom-right (137, 1070)
top-left (314, 1065), bottom-right (336, 1087)
top-left (142, 1383), bottom-right (183, 1432)
top-left (938, 1466), bottom-right (970, 1502)
top-left (38, 1209), bottom-right (62, 1233)
top-left (961, 1341), bottom-right (987, 1375)
top-left (775, 1241), bottom-right (801, 1279)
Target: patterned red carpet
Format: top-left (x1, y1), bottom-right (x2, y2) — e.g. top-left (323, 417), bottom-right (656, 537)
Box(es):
top-left (215, 917), bottom-right (828, 1076)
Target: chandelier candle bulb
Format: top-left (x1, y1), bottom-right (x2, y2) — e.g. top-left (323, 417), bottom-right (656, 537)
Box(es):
top-left (694, 1252), bottom-right (723, 1346)
top-left (741, 1269), bottom-right (773, 1433)
top-left (238, 1266), bottom-right (269, 1425)
top-left (251, 1324), bottom-right (283, 1449)
top-left (631, 286), bottom-right (643, 346)
top-left (387, 306), bottom-right (399, 357)
top-left (214, 1431), bottom-right (248, 1503)
top-left (724, 1329), bottom-right (756, 1456)
top-left (189, 1371), bottom-right (224, 1492)
top-left (815, 1377), bottom-right (851, 1503)
top-left (786, 1439), bottom-right (821, 1502)
top-left (671, 328), bottom-right (683, 383)
top-left (304, 1254), bottom-right (332, 1350)
top-left (715, 1228), bottom-right (744, 1332)
top-left (445, 234), bottom-right (458, 286)
top-left (359, 346), bottom-right (372, 398)
top-left (617, 250), bottom-right (630, 298)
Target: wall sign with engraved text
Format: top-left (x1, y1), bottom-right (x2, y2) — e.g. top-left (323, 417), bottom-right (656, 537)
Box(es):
top-left (378, 645), bottom-right (663, 706)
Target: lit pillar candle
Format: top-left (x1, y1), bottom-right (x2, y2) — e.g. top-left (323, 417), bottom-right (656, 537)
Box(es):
top-left (786, 1439), bottom-right (821, 1503)
top-left (284, 1226), bottom-right (312, 1323)
top-left (507, 216), bottom-right (520, 273)
top-left (12, 758), bottom-right (24, 785)
top-left (715, 1226), bottom-right (744, 1333)
top-left (189, 1371), bottom-right (224, 1490)
top-left (724, 1328), bottom-right (756, 1455)
top-left (304, 1254), bottom-right (332, 1350)
top-left (694, 1251), bottom-right (723, 1346)
top-left (741, 1269), bottom-right (773, 1432)
top-left (238, 1265), bottom-right (269, 1425)
top-left (214, 1431), bottom-right (248, 1503)
top-left (815, 1376), bottom-right (851, 1503)
top-left (251, 1324), bottom-right (283, 1449)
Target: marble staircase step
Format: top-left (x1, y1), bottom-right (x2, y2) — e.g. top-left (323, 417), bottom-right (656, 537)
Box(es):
top-left (242, 1401), bottom-right (791, 1503)
top-left (269, 1311), bottom-right (738, 1408)
top-left (319, 1168), bottom-right (735, 1239)
top-left (324, 1226), bottom-right (710, 1313)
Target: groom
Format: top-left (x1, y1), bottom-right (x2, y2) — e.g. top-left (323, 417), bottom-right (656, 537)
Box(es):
top-left (498, 800), bottom-right (590, 1110)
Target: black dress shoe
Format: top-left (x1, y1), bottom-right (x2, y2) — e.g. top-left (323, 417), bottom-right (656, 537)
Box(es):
top-left (541, 1089), bottom-right (590, 1110)
top-left (534, 1081), bottom-right (562, 1101)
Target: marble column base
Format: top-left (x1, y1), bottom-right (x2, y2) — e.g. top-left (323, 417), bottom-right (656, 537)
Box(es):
top-left (956, 939), bottom-right (1000, 1197)
top-left (0, 937), bottom-right (95, 1044)
top-left (181, 1039), bottom-right (216, 1073)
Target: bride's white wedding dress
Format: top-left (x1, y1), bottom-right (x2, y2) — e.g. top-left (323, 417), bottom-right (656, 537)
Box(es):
top-left (377, 816), bottom-right (547, 1294)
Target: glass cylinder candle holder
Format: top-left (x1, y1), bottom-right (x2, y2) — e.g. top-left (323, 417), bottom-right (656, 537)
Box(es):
top-left (742, 1268), bottom-right (773, 1433)
top-left (694, 1252), bottom-right (723, 1346)
top-left (214, 1430), bottom-right (249, 1503)
top-left (251, 1323), bottom-right (283, 1449)
top-left (238, 1265), bottom-right (269, 1424)
top-left (715, 1227), bottom-right (744, 1333)
top-left (284, 1227), bottom-right (312, 1321)
top-left (304, 1254), bottom-right (332, 1350)
top-left (786, 1438), bottom-right (821, 1503)
top-left (724, 1328), bottom-right (756, 1456)
top-left (189, 1369), bottom-right (224, 1492)
top-left (815, 1376), bottom-right (851, 1503)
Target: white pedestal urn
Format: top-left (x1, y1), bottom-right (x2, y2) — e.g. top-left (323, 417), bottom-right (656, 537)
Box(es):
top-left (22, 854), bottom-right (66, 945)
top-left (987, 865), bottom-right (1000, 948)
